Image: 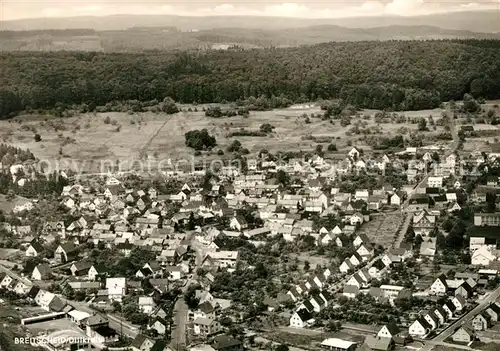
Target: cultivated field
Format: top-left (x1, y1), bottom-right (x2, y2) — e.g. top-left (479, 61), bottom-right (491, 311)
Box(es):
top-left (357, 212), bottom-right (403, 248)
top-left (0, 104), bottom-right (452, 173)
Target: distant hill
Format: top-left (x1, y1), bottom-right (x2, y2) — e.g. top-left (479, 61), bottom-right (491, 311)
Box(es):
top-left (3, 11), bottom-right (500, 32)
top-left (1, 23), bottom-right (499, 52)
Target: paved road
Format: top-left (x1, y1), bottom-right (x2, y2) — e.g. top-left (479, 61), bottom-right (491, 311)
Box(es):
top-left (393, 117), bottom-right (459, 249)
top-left (0, 262), bottom-right (140, 339)
top-left (419, 286), bottom-right (500, 351)
top-left (170, 292), bottom-right (189, 351)
top-left (170, 231), bottom-right (198, 351)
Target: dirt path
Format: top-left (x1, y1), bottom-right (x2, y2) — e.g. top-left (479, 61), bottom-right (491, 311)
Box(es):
top-left (138, 115), bottom-right (172, 159)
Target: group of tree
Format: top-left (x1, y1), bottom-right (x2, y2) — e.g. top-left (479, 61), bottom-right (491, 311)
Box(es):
top-left (184, 129), bottom-right (217, 150)
top-left (2, 40), bottom-right (500, 118)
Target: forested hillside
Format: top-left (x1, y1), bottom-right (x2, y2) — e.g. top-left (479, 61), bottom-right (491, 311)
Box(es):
top-left (1, 39), bottom-right (500, 119)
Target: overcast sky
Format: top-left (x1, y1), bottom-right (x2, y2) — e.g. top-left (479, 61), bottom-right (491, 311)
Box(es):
top-left (2, 0), bottom-right (499, 21)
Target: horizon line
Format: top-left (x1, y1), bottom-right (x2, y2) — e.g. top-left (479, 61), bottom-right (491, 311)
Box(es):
top-left (3, 8), bottom-right (499, 22)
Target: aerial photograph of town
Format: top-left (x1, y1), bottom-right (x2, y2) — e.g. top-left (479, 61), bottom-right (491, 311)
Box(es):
top-left (1, 1), bottom-right (500, 351)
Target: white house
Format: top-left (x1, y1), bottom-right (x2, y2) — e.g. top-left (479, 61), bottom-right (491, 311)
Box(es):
top-left (348, 147), bottom-right (360, 159)
top-left (472, 246), bottom-right (496, 266)
top-left (428, 177), bottom-right (443, 188)
top-left (138, 296), bottom-right (155, 314)
top-left (106, 277), bottom-right (127, 302)
top-left (409, 318), bottom-right (431, 337)
top-left (289, 309), bottom-right (314, 328)
top-left (430, 275), bottom-right (448, 295)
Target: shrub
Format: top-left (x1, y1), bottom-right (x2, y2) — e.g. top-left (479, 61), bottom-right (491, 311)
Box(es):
top-left (34, 134), bottom-right (42, 142)
top-left (228, 140), bottom-right (242, 152)
top-left (327, 143), bottom-right (337, 152)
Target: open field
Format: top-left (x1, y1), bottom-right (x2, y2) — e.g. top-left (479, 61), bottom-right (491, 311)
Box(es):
top-left (0, 195), bottom-right (31, 213)
top-left (357, 212), bottom-right (403, 248)
top-left (0, 104), bottom-right (452, 173)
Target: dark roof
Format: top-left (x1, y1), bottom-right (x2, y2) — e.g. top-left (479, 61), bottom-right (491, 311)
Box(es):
top-left (301, 300), bottom-right (315, 312)
top-left (409, 194), bottom-right (430, 205)
top-left (416, 317), bottom-right (432, 330)
top-left (149, 316), bottom-right (167, 327)
top-left (385, 322), bottom-right (400, 336)
top-left (488, 303), bottom-right (500, 315)
top-left (131, 334), bottom-right (148, 349)
top-left (29, 240), bottom-right (44, 252)
top-left (444, 300), bottom-right (456, 312)
top-left (27, 286), bottom-right (40, 299)
top-left (107, 184), bottom-right (126, 195)
top-left (211, 335), bottom-right (243, 350)
top-left (73, 260), bottom-right (93, 272)
top-left (425, 187), bottom-right (441, 195)
top-left (372, 259), bottom-right (386, 270)
top-left (434, 194), bottom-right (447, 202)
top-left (364, 335), bottom-right (394, 351)
top-left (93, 326), bottom-right (117, 337)
top-left (91, 264), bottom-right (108, 274)
top-left (86, 314), bottom-right (108, 326)
top-left (138, 268), bottom-right (152, 276)
top-left (150, 340), bottom-right (167, 351)
top-left (295, 308), bottom-right (313, 322)
top-left (60, 242), bottom-right (78, 253)
top-left (35, 263), bottom-right (52, 276)
top-left (469, 226), bottom-right (500, 239)
top-left (49, 296), bottom-right (67, 312)
top-left (199, 301), bottom-right (215, 314)
top-left (117, 242), bottom-right (134, 250)
top-left (457, 281), bottom-right (473, 294)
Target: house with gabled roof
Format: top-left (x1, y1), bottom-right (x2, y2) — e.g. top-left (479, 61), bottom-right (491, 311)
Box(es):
top-left (343, 285), bottom-right (360, 299)
top-left (430, 275), bottom-right (447, 295)
top-left (335, 235), bottom-right (349, 248)
top-left (363, 335), bottom-right (394, 351)
top-left (357, 243), bottom-right (374, 260)
top-left (452, 294), bottom-right (467, 312)
top-left (423, 310), bottom-right (439, 330)
top-left (32, 264), bottom-right (52, 281)
top-left (88, 264), bottom-right (108, 281)
top-left (349, 253), bottom-right (363, 267)
top-left (353, 234), bottom-right (370, 248)
top-left (26, 240), bottom-right (44, 257)
top-left (409, 317), bottom-right (431, 337)
top-left (485, 302), bottom-right (500, 322)
top-left (148, 316), bottom-right (167, 335)
top-left (377, 323), bottom-right (400, 339)
top-left (455, 281), bottom-right (473, 299)
top-left (442, 300), bottom-right (457, 319)
top-left (346, 273), bottom-right (365, 289)
top-left (452, 326), bottom-right (475, 344)
top-left (408, 194), bottom-right (430, 212)
top-left (434, 306), bottom-right (447, 324)
top-left (413, 211), bottom-right (436, 236)
top-left (339, 259), bottom-right (354, 274)
top-left (472, 313), bottom-right (491, 331)
top-left (289, 308), bottom-right (314, 328)
top-left (229, 216), bottom-right (248, 231)
top-left (287, 287), bottom-right (301, 302)
top-left (309, 293), bottom-right (328, 313)
top-left (70, 260), bottom-right (93, 277)
top-left (55, 242), bottom-right (78, 263)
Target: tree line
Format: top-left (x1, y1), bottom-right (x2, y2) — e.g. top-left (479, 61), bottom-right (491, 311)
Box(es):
top-left (2, 39), bottom-right (500, 119)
